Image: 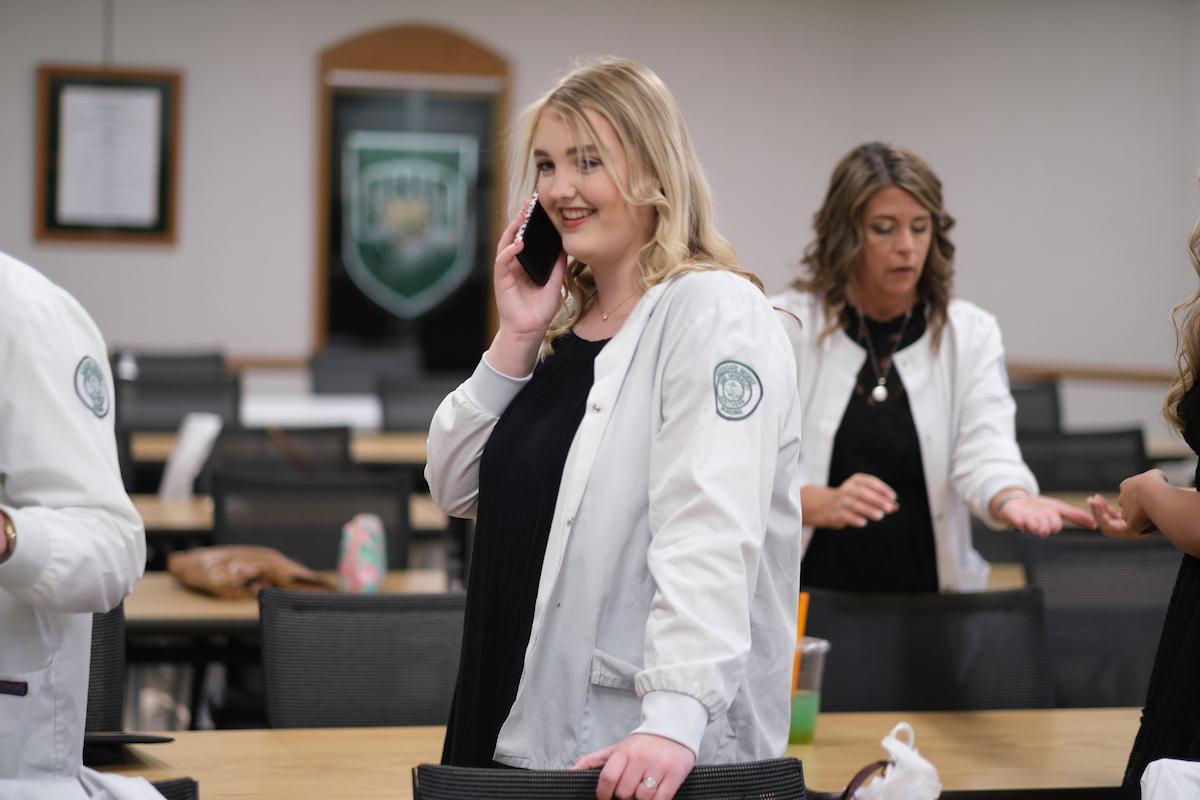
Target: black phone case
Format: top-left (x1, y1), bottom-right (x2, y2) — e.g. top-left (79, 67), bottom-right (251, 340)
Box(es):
top-left (516, 200), bottom-right (562, 286)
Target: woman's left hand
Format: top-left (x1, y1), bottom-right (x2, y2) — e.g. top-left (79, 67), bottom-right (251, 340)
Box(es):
top-left (996, 494), bottom-right (1095, 536)
top-left (573, 733), bottom-right (695, 800)
top-left (1114, 469), bottom-right (1169, 535)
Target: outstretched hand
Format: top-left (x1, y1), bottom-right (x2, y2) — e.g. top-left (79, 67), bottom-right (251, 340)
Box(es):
top-left (573, 733), bottom-right (695, 800)
top-left (996, 495), bottom-right (1095, 537)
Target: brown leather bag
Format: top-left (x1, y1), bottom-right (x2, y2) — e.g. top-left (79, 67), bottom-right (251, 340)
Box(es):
top-left (167, 545), bottom-right (335, 599)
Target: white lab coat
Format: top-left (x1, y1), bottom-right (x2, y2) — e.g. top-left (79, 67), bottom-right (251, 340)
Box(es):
top-left (0, 253), bottom-right (146, 789)
top-left (770, 289), bottom-right (1036, 591)
top-left (427, 270), bottom-right (803, 768)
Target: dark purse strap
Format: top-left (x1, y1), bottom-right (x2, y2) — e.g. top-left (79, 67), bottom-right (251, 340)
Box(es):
top-left (265, 425), bottom-right (317, 472)
top-left (838, 759), bottom-right (890, 800)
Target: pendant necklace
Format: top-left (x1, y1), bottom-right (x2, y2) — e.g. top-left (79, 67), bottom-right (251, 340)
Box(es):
top-left (858, 307), bottom-right (912, 403)
top-left (599, 290), bottom-right (639, 321)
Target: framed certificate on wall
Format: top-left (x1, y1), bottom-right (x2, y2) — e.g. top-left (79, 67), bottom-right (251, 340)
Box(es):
top-left (35, 65), bottom-right (181, 244)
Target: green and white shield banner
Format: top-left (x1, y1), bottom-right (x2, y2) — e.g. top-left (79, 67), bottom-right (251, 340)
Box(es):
top-left (342, 131), bottom-right (479, 319)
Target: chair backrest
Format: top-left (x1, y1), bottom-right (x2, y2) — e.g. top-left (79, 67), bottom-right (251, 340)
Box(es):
top-left (86, 603), bottom-right (125, 733)
top-left (151, 778), bottom-right (200, 800)
top-left (195, 425), bottom-right (353, 492)
top-left (1009, 379), bottom-right (1061, 435)
top-left (378, 376), bottom-right (464, 432)
top-left (115, 426), bottom-right (136, 493)
top-left (112, 349), bottom-right (227, 382)
top-left (115, 374), bottom-right (241, 431)
top-left (806, 587), bottom-right (1055, 712)
top-left (412, 757), bottom-right (806, 800)
top-left (1017, 428), bottom-right (1150, 492)
top-left (212, 468), bottom-right (411, 569)
top-left (1015, 531), bottom-right (1181, 707)
top-left (259, 589), bottom-right (466, 727)
top-left (310, 345), bottom-right (421, 394)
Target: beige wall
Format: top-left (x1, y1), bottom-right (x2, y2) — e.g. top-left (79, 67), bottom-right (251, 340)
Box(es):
top-left (1, 0), bottom-right (1197, 438)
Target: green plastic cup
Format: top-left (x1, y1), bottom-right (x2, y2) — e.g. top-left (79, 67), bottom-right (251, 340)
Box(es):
top-left (788, 636), bottom-right (830, 744)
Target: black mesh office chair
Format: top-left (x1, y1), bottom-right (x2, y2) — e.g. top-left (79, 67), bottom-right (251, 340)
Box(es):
top-left (151, 778), bottom-right (200, 800)
top-left (412, 758), bottom-right (806, 800)
top-left (212, 469), bottom-right (412, 569)
top-left (86, 603), bottom-right (126, 736)
top-left (806, 587), bottom-right (1056, 712)
top-left (115, 425), bottom-right (136, 493)
top-left (309, 345), bottom-right (421, 394)
top-left (194, 425), bottom-right (352, 492)
top-left (1017, 428), bottom-right (1150, 492)
top-left (115, 374), bottom-right (241, 431)
top-left (378, 375), bottom-right (465, 431)
top-left (1015, 531), bottom-right (1181, 707)
top-left (112, 349), bottom-right (227, 382)
top-left (259, 590), bottom-right (466, 728)
top-left (1009, 379), bottom-right (1062, 435)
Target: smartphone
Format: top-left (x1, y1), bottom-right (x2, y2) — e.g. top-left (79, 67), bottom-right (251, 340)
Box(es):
top-left (515, 192), bottom-right (563, 286)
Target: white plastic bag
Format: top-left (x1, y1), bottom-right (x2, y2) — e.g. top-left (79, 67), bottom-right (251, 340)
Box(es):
top-left (853, 722), bottom-right (942, 800)
top-left (1142, 758), bottom-right (1200, 799)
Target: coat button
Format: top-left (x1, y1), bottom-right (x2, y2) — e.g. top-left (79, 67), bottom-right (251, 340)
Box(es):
top-left (591, 403), bottom-right (602, 413)
top-left (566, 515), bottom-right (575, 526)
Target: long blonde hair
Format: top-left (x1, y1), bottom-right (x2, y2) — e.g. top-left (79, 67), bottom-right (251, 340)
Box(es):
top-left (794, 142), bottom-right (956, 350)
top-left (509, 57), bottom-right (761, 351)
top-left (1163, 194), bottom-right (1200, 433)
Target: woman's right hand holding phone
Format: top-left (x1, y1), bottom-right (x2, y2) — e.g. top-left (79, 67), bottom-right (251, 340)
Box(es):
top-left (486, 203), bottom-right (567, 378)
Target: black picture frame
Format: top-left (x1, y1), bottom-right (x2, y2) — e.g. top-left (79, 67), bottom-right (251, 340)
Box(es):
top-left (36, 64), bottom-right (181, 244)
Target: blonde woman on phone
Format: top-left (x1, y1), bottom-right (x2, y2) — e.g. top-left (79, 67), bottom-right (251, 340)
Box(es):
top-left (425, 58), bottom-right (802, 800)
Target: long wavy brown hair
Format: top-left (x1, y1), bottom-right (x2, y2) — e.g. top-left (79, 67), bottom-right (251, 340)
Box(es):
top-left (1163, 198), bottom-right (1200, 433)
top-left (510, 57), bottom-right (762, 353)
top-left (794, 142), bottom-right (956, 350)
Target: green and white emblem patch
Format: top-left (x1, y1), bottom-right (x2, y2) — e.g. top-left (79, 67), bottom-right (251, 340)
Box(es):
top-left (75, 356), bottom-right (110, 418)
top-left (713, 360), bottom-right (763, 421)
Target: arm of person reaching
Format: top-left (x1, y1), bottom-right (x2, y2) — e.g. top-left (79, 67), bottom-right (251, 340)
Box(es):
top-left (948, 309), bottom-right (1091, 534)
top-left (1090, 469), bottom-right (1200, 557)
top-left (0, 292), bottom-right (144, 613)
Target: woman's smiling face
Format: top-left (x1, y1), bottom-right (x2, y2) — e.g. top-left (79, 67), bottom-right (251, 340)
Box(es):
top-left (531, 109), bottom-right (655, 273)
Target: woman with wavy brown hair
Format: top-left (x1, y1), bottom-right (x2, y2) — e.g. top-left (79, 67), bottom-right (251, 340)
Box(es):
top-left (1090, 200), bottom-right (1200, 795)
top-left (772, 142), bottom-right (1091, 592)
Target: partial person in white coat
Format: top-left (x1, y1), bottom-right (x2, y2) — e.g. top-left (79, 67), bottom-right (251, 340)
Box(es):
top-left (0, 252), bottom-right (152, 799)
top-left (425, 58), bottom-right (802, 800)
top-left (771, 143), bottom-right (1092, 593)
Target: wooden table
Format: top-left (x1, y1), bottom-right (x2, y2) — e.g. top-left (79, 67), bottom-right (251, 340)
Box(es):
top-left (132, 431), bottom-right (428, 466)
top-left (104, 707), bottom-right (1136, 796)
top-left (124, 570), bottom-right (449, 635)
top-left (133, 494), bottom-right (448, 532)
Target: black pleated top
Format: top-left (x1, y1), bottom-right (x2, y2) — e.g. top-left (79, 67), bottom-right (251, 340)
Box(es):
top-left (1122, 379), bottom-right (1200, 795)
top-left (802, 304), bottom-right (939, 593)
top-left (442, 331), bottom-right (608, 767)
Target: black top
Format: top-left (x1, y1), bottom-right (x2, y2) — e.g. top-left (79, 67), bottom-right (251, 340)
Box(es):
top-left (442, 331), bottom-right (608, 768)
top-left (802, 304), bottom-right (939, 593)
top-left (1122, 379), bottom-right (1200, 795)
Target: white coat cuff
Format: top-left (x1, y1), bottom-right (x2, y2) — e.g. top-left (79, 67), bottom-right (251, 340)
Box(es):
top-left (980, 475), bottom-right (1038, 529)
top-left (633, 690), bottom-right (709, 757)
top-left (467, 355), bottom-right (532, 418)
top-left (0, 506), bottom-right (50, 589)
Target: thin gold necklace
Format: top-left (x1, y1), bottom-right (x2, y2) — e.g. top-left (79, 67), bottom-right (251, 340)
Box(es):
top-left (598, 291), bottom-right (639, 321)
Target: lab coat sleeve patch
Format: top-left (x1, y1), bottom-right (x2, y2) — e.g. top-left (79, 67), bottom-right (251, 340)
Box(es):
top-left (74, 356), bottom-right (110, 418)
top-left (713, 360), bottom-right (763, 420)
